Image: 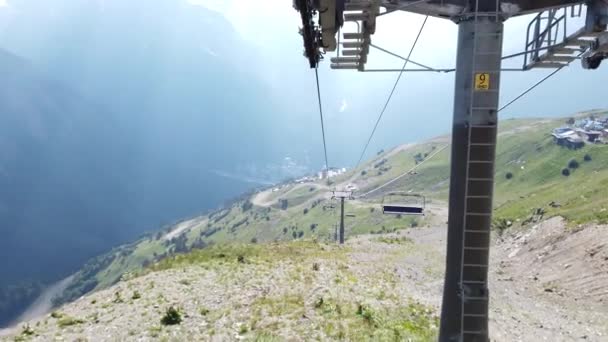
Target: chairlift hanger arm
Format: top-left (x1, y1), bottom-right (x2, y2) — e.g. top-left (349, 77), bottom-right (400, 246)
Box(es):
top-left (361, 67), bottom-right (525, 72)
top-left (294, 0), bottom-right (321, 68)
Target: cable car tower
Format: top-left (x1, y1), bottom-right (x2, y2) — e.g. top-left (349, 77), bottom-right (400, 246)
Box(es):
top-left (331, 189), bottom-right (354, 244)
top-left (293, 0), bottom-right (607, 341)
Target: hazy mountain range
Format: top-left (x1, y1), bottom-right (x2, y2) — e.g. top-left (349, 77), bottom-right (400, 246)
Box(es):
top-left (0, 0), bottom-right (306, 325)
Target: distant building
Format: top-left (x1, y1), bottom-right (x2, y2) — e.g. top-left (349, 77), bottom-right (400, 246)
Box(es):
top-left (576, 129), bottom-right (602, 143)
top-left (552, 128), bottom-right (584, 149)
top-left (566, 136), bottom-right (585, 149)
top-left (318, 167), bottom-right (347, 180)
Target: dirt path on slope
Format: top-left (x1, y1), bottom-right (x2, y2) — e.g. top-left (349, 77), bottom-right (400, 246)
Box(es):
top-left (251, 183), bottom-right (330, 208)
top-left (489, 217), bottom-right (608, 341)
top-left (164, 217), bottom-right (207, 241)
top-left (369, 208), bottom-right (608, 341)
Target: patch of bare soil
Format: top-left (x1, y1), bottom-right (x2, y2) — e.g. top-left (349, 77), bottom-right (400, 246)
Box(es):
top-left (490, 217), bottom-right (608, 341)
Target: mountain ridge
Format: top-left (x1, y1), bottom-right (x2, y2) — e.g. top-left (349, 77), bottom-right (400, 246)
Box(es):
top-left (0, 0), bottom-right (298, 326)
top-left (47, 112), bottom-right (608, 312)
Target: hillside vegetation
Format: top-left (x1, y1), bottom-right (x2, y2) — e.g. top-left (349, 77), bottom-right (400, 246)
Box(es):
top-left (4, 239), bottom-right (440, 341)
top-left (3, 113), bottom-right (608, 341)
top-left (55, 113), bottom-right (608, 313)
top-left (4, 214), bottom-right (607, 341)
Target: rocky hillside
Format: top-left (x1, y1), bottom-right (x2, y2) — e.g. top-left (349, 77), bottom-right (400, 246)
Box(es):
top-left (56, 113), bottom-right (608, 306)
top-left (3, 113), bottom-right (608, 340)
top-left (2, 205), bottom-right (607, 341)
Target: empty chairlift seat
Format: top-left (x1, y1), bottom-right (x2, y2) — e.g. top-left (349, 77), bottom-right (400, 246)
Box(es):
top-left (381, 193), bottom-right (425, 216)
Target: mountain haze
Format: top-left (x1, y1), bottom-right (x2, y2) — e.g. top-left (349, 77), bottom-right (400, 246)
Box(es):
top-left (0, 0), bottom-right (306, 326)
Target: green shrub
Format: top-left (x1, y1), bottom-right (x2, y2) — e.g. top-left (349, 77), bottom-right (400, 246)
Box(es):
top-left (568, 159), bottom-right (579, 169)
top-left (505, 172), bottom-right (513, 180)
top-left (57, 316), bottom-right (85, 327)
top-left (160, 307), bottom-right (182, 326)
top-left (562, 168), bottom-right (570, 176)
top-left (113, 291), bottom-right (124, 303)
top-left (132, 291), bottom-right (141, 300)
top-left (584, 154), bottom-right (592, 162)
top-left (492, 218), bottom-right (511, 236)
top-left (279, 199), bottom-right (289, 210)
top-left (241, 200), bottom-right (253, 212)
top-left (303, 208), bottom-right (309, 215)
top-left (21, 324), bottom-right (35, 336)
top-left (314, 297), bottom-right (324, 308)
top-left (356, 304), bottom-right (378, 326)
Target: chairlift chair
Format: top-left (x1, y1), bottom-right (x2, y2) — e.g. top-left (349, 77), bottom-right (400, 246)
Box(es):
top-left (323, 197), bottom-right (337, 211)
top-left (381, 192), bottom-right (425, 216)
top-left (323, 203), bottom-right (336, 210)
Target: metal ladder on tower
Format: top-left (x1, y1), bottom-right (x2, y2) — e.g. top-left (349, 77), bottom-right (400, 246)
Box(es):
top-left (460, 0), bottom-right (502, 340)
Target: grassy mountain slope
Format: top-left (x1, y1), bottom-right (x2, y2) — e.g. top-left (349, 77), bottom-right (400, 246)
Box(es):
top-left (0, 47), bottom-right (137, 327)
top-left (56, 112), bottom-right (608, 308)
top-left (4, 238), bottom-right (443, 341)
top-left (4, 214), bottom-right (607, 341)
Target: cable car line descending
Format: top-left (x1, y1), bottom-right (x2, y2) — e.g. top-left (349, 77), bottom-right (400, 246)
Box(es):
top-left (355, 64), bottom-right (564, 200)
top-left (498, 66), bottom-right (564, 112)
top-left (369, 43), bottom-right (436, 71)
top-left (378, 0), bottom-right (431, 17)
top-left (357, 143), bottom-right (449, 199)
top-left (314, 65), bottom-right (330, 172)
top-left (353, 15), bottom-right (429, 171)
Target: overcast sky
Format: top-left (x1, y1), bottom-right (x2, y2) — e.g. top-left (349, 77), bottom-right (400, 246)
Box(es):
top-left (183, 0), bottom-right (607, 166)
top-left (192, 0), bottom-right (605, 109)
top-left (1, 0), bottom-right (605, 168)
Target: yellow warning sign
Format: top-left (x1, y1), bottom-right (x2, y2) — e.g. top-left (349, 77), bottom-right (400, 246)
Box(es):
top-left (474, 73), bottom-right (490, 90)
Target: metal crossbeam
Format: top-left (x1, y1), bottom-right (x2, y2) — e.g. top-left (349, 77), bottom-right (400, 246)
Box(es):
top-left (380, 0), bottom-right (585, 17)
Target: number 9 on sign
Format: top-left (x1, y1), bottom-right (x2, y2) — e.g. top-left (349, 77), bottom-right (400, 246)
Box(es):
top-left (474, 73), bottom-right (490, 90)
